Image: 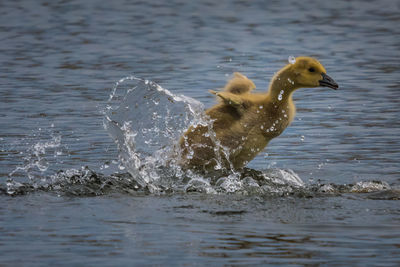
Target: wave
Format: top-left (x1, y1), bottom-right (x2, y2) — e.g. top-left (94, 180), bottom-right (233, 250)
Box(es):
top-left (2, 166), bottom-right (399, 200)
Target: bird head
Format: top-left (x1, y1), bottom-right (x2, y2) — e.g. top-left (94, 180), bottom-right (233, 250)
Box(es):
top-left (289, 57), bottom-right (338, 90)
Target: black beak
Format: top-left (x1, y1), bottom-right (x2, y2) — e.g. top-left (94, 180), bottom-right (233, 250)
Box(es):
top-left (319, 73), bottom-right (338, 90)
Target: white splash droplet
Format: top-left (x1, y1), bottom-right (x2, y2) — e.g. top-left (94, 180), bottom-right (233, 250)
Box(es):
top-left (288, 56), bottom-right (296, 64)
top-left (278, 90), bottom-right (284, 101)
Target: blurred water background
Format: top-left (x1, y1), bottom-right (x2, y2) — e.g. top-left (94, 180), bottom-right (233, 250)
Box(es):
top-left (1, 0), bottom-right (400, 265)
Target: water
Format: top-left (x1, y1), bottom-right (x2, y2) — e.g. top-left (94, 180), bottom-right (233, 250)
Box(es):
top-left (1, 0), bottom-right (400, 265)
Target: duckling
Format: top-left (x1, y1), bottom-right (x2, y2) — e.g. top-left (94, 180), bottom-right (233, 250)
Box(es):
top-left (178, 57), bottom-right (338, 172)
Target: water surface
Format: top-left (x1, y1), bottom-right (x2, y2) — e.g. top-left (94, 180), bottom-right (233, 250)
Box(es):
top-left (1, 0), bottom-right (400, 265)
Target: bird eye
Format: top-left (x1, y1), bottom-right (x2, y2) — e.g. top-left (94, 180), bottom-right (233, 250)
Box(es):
top-left (308, 67), bottom-right (315, 73)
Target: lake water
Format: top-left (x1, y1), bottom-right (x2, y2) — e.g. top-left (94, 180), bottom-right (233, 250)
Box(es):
top-left (1, 0), bottom-right (400, 265)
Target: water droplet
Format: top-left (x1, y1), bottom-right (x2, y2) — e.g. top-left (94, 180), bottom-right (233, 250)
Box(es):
top-left (259, 105), bottom-right (263, 109)
top-left (300, 135), bottom-right (305, 141)
top-left (278, 90), bottom-right (284, 101)
top-left (288, 56), bottom-right (296, 64)
top-left (260, 125), bottom-right (264, 129)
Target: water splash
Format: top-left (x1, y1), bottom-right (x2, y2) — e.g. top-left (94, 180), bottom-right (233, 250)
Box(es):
top-left (4, 76), bottom-right (396, 199)
top-left (2, 166), bottom-right (397, 199)
top-left (278, 90), bottom-right (284, 101)
top-left (8, 127), bottom-right (65, 183)
top-left (3, 76), bottom-right (311, 196)
top-left (103, 75), bottom-right (210, 190)
top-left (350, 181), bottom-right (390, 193)
top-left (4, 167), bottom-right (142, 196)
top-left (100, 76), bottom-right (313, 194)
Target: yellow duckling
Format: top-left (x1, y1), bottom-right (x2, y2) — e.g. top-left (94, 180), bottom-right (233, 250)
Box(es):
top-left (179, 57), bottom-right (338, 172)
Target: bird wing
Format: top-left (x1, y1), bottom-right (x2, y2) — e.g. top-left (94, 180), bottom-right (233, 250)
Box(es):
top-left (209, 90), bottom-right (244, 108)
top-left (223, 72), bottom-right (256, 94)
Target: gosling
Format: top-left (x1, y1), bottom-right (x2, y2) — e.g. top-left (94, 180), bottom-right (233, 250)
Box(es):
top-left (178, 57), bottom-right (338, 172)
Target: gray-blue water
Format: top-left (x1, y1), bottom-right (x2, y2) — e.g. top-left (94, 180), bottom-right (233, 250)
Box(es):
top-left (1, 0), bottom-right (400, 265)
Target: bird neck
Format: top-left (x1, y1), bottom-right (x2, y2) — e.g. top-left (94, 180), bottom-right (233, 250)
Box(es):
top-left (266, 65), bottom-right (298, 105)
top-left (264, 65), bottom-right (298, 122)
